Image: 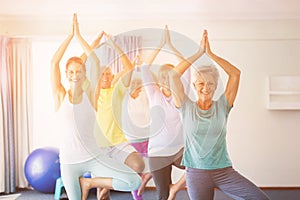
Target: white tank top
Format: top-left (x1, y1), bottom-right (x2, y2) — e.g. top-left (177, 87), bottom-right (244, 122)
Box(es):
top-left (57, 93), bottom-right (107, 164)
top-left (122, 89), bottom-right (151, 142)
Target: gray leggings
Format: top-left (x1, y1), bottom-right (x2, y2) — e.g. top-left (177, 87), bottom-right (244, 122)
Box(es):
top-left (149, 148), bottom-right (185, 200)
top-left (186, 167), bottom-right (270, 200)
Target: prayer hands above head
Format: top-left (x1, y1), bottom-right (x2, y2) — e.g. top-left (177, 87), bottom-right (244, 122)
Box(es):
top-left (164, 25), bottom-right (172, 46)
top-left (73, 13), bottom-right (78, 24)
top-left (200, 29), bottom-right (208, 54)
top-left (91, 31), bottom-right (104, 49)
top-left (203, 30), bottom-right (212, 55)
top-left (133, 54), bottom-right (143, 66)
top-left (158, 25), bottom-right (167, 47)
top-left (103, 32), bottom-right (115, 47)
top-left (103, 31), bottom-right (110, 39)
top-left (73, 13), bottom-right (81, 39)
top-left (68, 14), bottom-right (76, 37)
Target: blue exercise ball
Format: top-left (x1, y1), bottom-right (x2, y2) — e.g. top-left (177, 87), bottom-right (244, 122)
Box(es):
top-left (24, 147), bottom-right (61, 193)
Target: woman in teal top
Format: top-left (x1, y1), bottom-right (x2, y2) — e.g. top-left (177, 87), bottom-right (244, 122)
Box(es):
top-left (169, 30), bottom-right (269, 200)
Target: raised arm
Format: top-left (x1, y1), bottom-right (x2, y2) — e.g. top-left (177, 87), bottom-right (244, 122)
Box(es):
top-left (104, 32), bottom-right (135, 87)
top-left (164, 25), bottom-right (185, 62)
top-left (50, 14), bottom-right (75, 111)
top-left (144, 26), bottom-right (166, 65)
top-left (169, 30), bottom-right (207, 108)
top-left (169, 68), bottom-right (185, 108)
top-left (205, 32), bottom-right (240, 106)
top-left (80, 31), bottom-right (104, 63)
top-left (132, 54), bottom-right (143, 67)
top-left (74, 14), bottom-right (101, 108)
top-left (173, 30), bottom-right (206, 75)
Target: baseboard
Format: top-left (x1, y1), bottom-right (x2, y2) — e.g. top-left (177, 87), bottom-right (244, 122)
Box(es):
top-left (145, 186), bottom-right (156, 190)
top-left (144, 186), bottom-right (300, 191)
top-left (260, 187), bottom-right (300, 190)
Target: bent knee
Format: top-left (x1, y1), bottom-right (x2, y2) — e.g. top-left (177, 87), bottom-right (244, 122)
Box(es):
top-left (112, 174), bottom-right (142, 191)
top-left (129, 175), bottom-right (142, 191)
top-left (125, 152), bottom-right (145, 173)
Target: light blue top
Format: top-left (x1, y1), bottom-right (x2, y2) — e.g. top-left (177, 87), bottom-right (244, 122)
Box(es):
top-left (180, 94), bottom-right (233, 169)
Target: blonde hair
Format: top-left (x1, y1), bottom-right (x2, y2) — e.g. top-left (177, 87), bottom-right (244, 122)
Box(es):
top-left (159, 63), bottom-right (175, 73)
top-left (66, 56), bottom-right (86, 71)
top-left (157, 63), bottom-right (174, 80)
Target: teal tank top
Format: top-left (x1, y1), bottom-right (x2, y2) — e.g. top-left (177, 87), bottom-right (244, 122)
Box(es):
top-left (180, 94), bottom-right (232, 169)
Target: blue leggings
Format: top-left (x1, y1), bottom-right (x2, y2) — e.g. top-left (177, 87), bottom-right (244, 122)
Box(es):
top-left (61, 154), bottom-right (142, 200)
top-left (186, 167), bottom-right (270, 200)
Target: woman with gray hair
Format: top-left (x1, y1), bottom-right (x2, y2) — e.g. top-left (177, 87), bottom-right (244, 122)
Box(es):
top-left (169, 30), bottom-right (270, 200)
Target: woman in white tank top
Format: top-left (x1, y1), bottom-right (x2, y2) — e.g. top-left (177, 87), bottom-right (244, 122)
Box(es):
top-left (50, 13), bottom-right (141, 200)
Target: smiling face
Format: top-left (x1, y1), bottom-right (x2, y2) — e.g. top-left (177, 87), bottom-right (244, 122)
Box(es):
top-left (157, 64), bottom-right (174, 90)
top-left (129, 78), bottom-right (143, 98)
top-left (100, 67), bottom-right (114, 89)
top-left (158, 70), bottom-right (170, 88)
top-left (192, 65), bottom-right (219, 102)
top-left (66, 57), bottom-right (86, 88)
top-left (193, 73), bottom-right (217, 102)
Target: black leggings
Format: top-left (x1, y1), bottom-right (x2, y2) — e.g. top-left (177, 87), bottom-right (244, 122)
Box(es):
top-left (149, 148), bottom-right (185, 200)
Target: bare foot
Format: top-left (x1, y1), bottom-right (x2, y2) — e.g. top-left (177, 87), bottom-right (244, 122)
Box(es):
top-left (79, 177), bottom-right (91, 200)
top-left (137, 173), bottom-right (152, 196)
top-left (167, 184), bottom-right (177, 200)
top-left (97, 188), bottom-right (110, 200)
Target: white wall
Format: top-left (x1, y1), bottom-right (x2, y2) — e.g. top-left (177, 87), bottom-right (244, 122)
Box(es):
top-left (2, 18), bottom-right (300, 187)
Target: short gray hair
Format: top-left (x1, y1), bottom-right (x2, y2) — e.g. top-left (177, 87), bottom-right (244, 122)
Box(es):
top-left (192, 65), bottom-right (219, 85)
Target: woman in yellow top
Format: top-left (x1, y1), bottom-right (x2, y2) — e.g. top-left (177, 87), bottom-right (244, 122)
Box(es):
top-left (94, 33), bottom-right (146, 200)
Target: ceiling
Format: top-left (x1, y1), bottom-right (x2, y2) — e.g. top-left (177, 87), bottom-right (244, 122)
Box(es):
top-left (1, 0), bottom-right (300, 21)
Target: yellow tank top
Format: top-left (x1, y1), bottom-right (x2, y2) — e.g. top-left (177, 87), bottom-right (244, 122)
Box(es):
top-left (96, 81), bottom-right (128, 146)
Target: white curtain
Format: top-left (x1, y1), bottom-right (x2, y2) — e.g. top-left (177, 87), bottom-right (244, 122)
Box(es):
top-left (0, 36), bottom-right (9, 193)
top-left (9, 38), bottom-right (33, 189)
top-left (0, 36), bottom-right (32, 193)
top-left (94, 34), bottom-right (142, 73)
